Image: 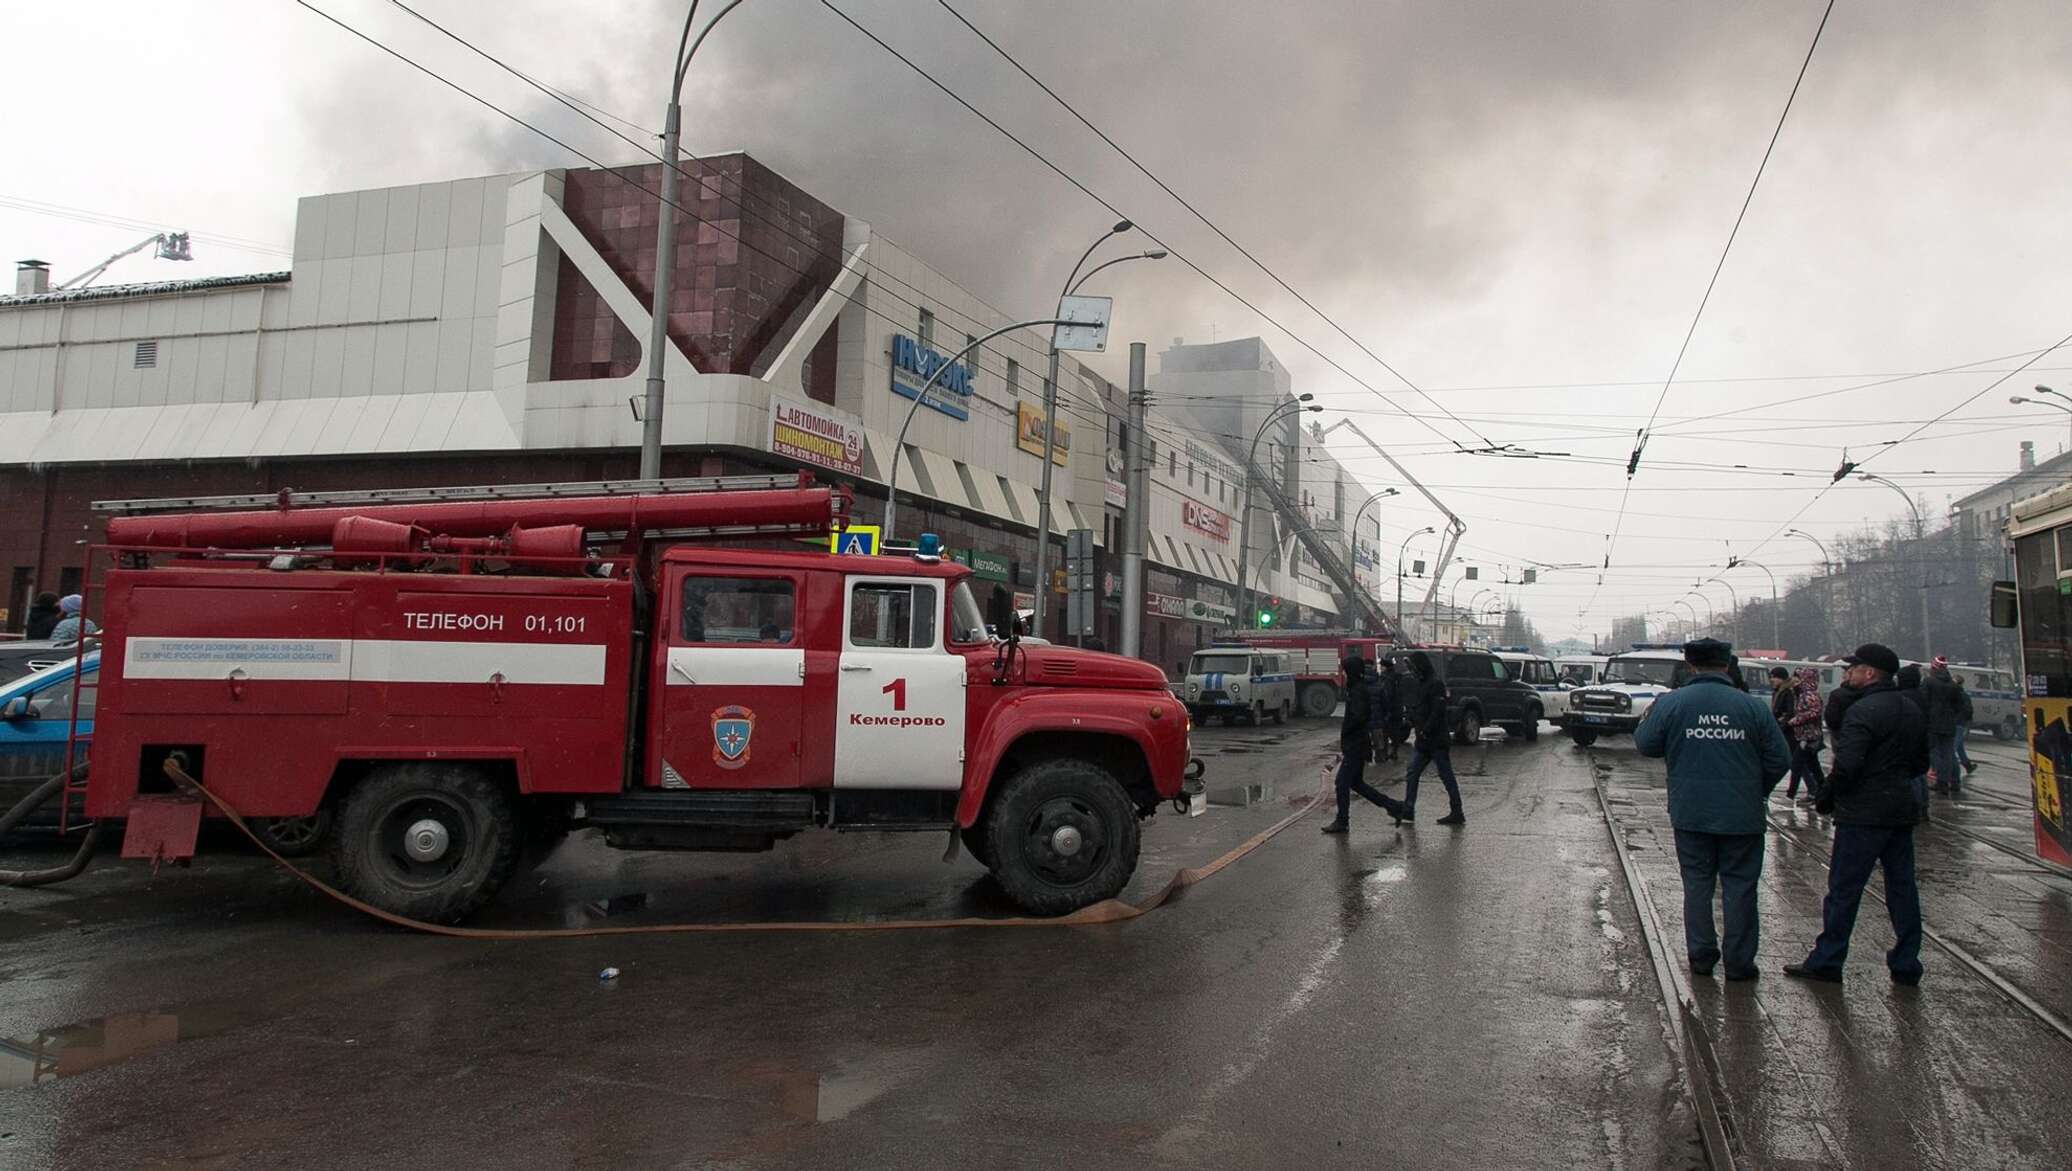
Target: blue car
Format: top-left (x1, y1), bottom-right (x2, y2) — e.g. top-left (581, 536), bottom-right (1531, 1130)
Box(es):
top-left (0, 652), bottom-right (96, 828)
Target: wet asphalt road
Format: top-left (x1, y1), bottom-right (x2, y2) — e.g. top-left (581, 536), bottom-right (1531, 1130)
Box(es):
top-left (0, 716), bottom-right (1904, 1169)
top-left (1594, 731), bottom-right (2072, 1169)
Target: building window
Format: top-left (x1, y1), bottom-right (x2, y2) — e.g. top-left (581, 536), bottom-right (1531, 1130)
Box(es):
top-left (965, 333), bottom-right (978, 381)
top-left (1187, 462), bottom-right (1194, 487)
top-left (1168, 451), bottom-right (1177, 476)
top-left (918, 308), bottom-right (935, 348)
top-left (1007, 358), bottom-right (1019, 396)
top-left (134, 340), bottom-right (158, 368)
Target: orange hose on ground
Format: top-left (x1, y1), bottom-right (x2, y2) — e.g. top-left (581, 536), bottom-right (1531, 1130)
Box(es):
top-left (163, 757), bottom-right (1330, 938)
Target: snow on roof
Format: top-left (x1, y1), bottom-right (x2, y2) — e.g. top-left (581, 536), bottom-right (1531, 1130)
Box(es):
top-left (0, 270), bottom-right (289, 307)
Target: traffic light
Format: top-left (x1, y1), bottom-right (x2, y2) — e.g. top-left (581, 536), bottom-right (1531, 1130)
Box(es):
top-left (1257, 595), bottom-right (1284, 628)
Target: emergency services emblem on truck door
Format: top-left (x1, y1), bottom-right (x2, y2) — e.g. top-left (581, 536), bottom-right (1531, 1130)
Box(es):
top-left (711, 705), bottom-right (756, 769)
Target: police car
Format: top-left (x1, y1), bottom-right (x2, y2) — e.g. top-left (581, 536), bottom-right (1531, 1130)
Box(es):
top-left (1183, 647), bottom-right (1296, 726)
top-left (1493, 647), bottom-right (1566, 728)
top-left (1565, 645), bottom-right (1691, 746)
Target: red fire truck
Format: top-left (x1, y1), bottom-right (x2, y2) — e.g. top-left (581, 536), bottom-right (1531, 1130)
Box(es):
top-left (76, 475), bottom-right (1196, 922)
top-left (1224, 630), bottom-right (1394, 717)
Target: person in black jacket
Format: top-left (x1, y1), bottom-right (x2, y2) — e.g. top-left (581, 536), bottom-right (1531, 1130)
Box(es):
top-left (1895, 665), bottom-right (1931, 820)
top-left (1371, 659), bottom-right (1405, 763)
top-left (1321, 655), bottom-right (1408, 834)
top-left (1785, 643), bottom-right (1930, 986)
top-left (22, 591), bottom-right (60, 641)
top-left (1400, 651), bottom-right (1465, 826)
top-left (1922, 658), bottom-right (1964, 794)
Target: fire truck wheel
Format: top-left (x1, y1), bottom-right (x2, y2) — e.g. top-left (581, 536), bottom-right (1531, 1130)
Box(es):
top-left (334, 764), bottom-right (520, 925)
top-left (252, 811), bottom-right (333, 859)
top-left (986, 759), bottom-right (1141, 916)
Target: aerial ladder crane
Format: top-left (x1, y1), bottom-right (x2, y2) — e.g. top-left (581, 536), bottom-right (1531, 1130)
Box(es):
top-left (1317, 418), bottom-right (1467, 642)
top-left (57, 231), bottom-right (192, 290)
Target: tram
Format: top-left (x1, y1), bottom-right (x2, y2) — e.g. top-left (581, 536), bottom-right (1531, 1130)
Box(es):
top-left (1993, 482), bottom-right (2072, 866)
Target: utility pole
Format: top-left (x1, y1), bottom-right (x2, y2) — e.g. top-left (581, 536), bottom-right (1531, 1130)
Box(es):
top-left (1120, 343), bottom-right (1148, 659)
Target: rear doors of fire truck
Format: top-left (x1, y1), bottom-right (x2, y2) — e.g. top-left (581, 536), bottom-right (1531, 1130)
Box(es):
top-left (657, 569), bottom-right (806, 789)
top-left (834, 577), bottom-right (964, 791)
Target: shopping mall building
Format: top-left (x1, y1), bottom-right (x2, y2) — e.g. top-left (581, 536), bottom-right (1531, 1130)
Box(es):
top-left (0, 155), bottom-right (1378, 666)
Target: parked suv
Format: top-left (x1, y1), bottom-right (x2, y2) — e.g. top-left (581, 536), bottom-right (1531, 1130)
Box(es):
top-left (1389, 646), bottom-right (1542, 744)
top-left (1183, 647), bottom-right (1295, 726)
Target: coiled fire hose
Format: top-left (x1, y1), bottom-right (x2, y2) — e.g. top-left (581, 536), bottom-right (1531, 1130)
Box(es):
top-left (0, 764), bottom-right (100, 887)
top-left (161, 756), bottom-right (1332, 938)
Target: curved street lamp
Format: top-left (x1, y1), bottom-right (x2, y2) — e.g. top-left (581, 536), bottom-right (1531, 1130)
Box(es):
top-left (1235, 396), bottom-right (1321, 627)
top-left (1727, 557), bottom-right (1780, 649)
top-left (1673, 598), bottom-right (1700, 635)
top-left (641, 0), bottom-right (759, 480)
top-left (1857, 470), bottom-right (1932, 659)
top-left (1396, 525), bottom-right (1436, 638)
top-left (2013, 385), bottom-right (2072, 452)
top-left (883, 317), bottom-right (1072, 543)
top-left (1032, 222), bottom-right (1161, 635)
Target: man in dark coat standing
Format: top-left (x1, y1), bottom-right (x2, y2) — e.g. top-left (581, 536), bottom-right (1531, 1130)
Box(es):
top-left (1786, 643), bottom-right (1930, 986)
top-left (1635, 639), bottom-right (1792, 980)
top-left (1370, 658), bottom-right (1404, 763)
top-left (1400, 651), bottom-right (1464, 826)
top-left (1922, 657), bottom-right (1964, 794)
top-left (1321, 655), bottom-right (1405, 834)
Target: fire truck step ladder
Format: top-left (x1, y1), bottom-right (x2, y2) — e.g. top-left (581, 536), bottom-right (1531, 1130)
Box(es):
top-left (90, 473), bottom-right (817, 516)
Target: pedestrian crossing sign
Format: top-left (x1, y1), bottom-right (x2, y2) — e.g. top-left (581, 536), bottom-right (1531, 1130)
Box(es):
top-left (831, 525), bottom-right (881, 556)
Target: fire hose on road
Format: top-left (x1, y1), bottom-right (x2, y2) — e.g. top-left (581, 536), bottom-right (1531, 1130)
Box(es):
top-left (0, 765), bottom-right (100, 887)
top-left (2, 754), bottom-right (1328, 934)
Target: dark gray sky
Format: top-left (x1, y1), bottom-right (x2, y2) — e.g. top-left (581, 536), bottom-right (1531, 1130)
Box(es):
top-left (8, 0), bottom-right (2072, 637)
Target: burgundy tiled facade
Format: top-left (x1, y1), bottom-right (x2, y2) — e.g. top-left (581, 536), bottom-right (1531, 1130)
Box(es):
top-left (550, 155), bottom-right (845, 388)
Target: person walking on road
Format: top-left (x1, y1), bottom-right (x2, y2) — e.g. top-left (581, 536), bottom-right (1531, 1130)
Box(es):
top-left (1371, 658), bottom-right (1405, 764)
top-left (1400, 651), bottom-right (1465, 826)
top-left (1321, 655), bottom-right (1404, 834)
top-left (1950, 672), bottom-right (1978, 776)
top-left (23, 591), bottom-right (61, 641)
top-left (1922, 657), bottom-right (1964, 795)
top-left (1635, 639), bottom-right (1792, 981)
top-left (1785, 666), bottom-right (1828, 805)
top-left (1785, 643), bottom-right (1930, 987)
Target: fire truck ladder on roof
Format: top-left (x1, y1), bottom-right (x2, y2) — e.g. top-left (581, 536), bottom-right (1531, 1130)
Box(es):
top-left (1242, 456), bottom-right (1395, 638)
top-left (89, 473), bottom-right (816, 516)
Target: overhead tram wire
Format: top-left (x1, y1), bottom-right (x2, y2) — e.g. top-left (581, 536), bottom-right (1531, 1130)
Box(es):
top-left (927, 0), bottom-right (1490, 452)
top-left (1735, 329), bottom-right (2072, 565)
top-left (302, 2), bottom-right (1985, 583)
top-left (295, 1), bottom-right (1126, 445)
top-left (1589, 0), bottom-right (1835, 617)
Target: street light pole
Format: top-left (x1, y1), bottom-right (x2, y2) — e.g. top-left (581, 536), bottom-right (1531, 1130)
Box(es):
top-left (1397, 525), bottom-right (1435, 641)
top-left (1234, 396), bottom-right (1319, 629)
top-left (1674, 598), bottom-right (1700, 635)
top-left (641, 0), bottom-right (753, 480)
top-left (1859, 471), bottom-right (1932, 660)
top-left (1729, 558), bottom-right (1780, 650)
top-left (1785, 527), bottom-right (1838, 653)
top-left (1349, 488), bottom-right (1399, 629)
top-left (1687, 593), bottom-right (1714, 630)
top-left (2025, 384), bottom-right (2072, 453)
top-left (1032, 221), bottom-right (1144, 638)
top-left (883, 317), bottom-right (1072, 544)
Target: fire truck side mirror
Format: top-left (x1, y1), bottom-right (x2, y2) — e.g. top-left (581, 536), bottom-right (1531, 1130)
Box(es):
top-left (1989, 581), bottom-right (2017, 629)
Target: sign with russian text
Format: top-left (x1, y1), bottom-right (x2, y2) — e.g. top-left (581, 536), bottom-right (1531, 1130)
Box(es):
top-left (1182, 500), bottom-right (1231, 542)
top-left (889, 335), bottom-right (974, 420)
top-left (769, 395), bottom-right (864, 476)
top-left (1016, 401), bottom-right (1071, 466)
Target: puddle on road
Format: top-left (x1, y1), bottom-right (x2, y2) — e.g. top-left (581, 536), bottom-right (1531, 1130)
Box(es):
top-left (1, 1003), bottom-right (245, 1090)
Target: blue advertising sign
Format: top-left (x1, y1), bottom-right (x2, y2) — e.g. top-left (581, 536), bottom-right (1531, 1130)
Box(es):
top-left (889, 334), bottom-right (974, 421)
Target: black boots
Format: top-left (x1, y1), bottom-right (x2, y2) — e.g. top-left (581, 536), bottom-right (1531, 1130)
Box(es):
top-left (1436, 810), bottom-right (1466, 826)
top-left (1320, 821), bottom-right (1350, 835)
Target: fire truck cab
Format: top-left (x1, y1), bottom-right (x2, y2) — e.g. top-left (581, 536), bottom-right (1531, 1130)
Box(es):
top-left (80, 476), bottom-right (1196, 923)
